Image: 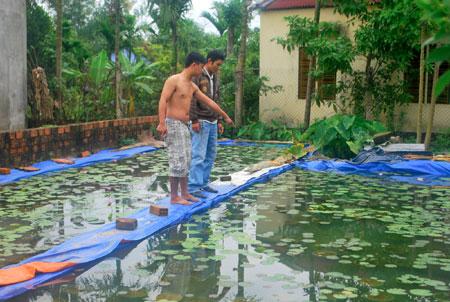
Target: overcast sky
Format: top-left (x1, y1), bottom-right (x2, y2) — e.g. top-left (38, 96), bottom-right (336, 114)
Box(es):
top-left (106, 0), bottom-right (261, 35)
top-left (187, 0), bottom-right (260, 34)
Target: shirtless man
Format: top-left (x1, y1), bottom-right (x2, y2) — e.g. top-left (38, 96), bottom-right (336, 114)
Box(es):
top-left (157, 52), bottom-right (233, 205)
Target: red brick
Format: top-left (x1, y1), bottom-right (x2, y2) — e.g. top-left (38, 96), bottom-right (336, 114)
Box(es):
top-left (64, 126), bottom-right (70, 133)
top-left (57, 127), bottom-right (64, 134)
top-left (116, 218), bottom-right (138, 230)
top-left (15, 131), bottom-right (23, 140)
top-left (81, 150), bottom-right (91, 157)
top-left (38, 128), bottom-right (45, 136)
top-left (16, 166), bottom-right (40, 172)
top-left (52, 158), bottom-right (75, 165)
top-left (44, 128), bottom-right (51, 136)
top-left (0, 168), bottom-right (11, 174)
top-left (149, 204), bottom-right (168, 216)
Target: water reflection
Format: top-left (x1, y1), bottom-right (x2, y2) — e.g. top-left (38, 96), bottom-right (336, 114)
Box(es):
top-left (4, 152), bottom-right (450, 301)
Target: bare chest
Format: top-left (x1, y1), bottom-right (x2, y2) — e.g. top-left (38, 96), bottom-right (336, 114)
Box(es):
top-left (173, 82), bottom-right (194, 101)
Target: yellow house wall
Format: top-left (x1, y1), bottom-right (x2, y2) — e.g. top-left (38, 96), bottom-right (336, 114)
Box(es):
top-left (259, 8), bottom-right (450, 132)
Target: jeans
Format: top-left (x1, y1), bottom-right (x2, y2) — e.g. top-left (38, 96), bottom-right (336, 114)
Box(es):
top-left (188, 121), bottom-right (217, 192)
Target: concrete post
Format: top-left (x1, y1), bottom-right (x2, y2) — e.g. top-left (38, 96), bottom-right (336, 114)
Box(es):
top-left (0, 0), bottom-right (27, 130)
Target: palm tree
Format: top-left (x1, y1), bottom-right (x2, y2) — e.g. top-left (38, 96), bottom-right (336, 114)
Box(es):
top-left (234, 0), bottom-right (251, 128)
top-left (114, 0), bottom-right (123, 118)
top-left (148, 0), bottom-right (192, 73)
top-left (223, 0), bottom-right (242, 57)
top-left (56, 0), bottom-right (63, 111)
top-left (201, 7), bottom-right (227, 36)
top-left (200, 0), bottom-right (241, 57)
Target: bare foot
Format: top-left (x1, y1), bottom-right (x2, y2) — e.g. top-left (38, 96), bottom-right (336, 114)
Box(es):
top-left (182, 194), bottom-right (200, 203)
top-left (171, 196), bottom-right (192, 205)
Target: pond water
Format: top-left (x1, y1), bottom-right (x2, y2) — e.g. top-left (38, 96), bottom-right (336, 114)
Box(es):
top-left (5, 155), bottom-right (449, 301)
top-left (0, 146), bottom-right (282, 269)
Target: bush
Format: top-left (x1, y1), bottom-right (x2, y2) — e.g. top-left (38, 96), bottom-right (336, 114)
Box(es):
top-left (430, 128), bottom-right (450, 153)
top-left (235, 120), bottom-right (303, 141)
top-left (300, 115), bottom-right (386, 159)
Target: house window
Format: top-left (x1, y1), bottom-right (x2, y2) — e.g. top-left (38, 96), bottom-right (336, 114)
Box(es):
top-left (298, 49), bottom-right (336, 100)
top-left (405, 51), bottom-right (450, 104)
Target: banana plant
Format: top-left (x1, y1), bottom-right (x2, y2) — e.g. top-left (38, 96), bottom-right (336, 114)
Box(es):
top-left (118, 53), bottom-right (156, 116)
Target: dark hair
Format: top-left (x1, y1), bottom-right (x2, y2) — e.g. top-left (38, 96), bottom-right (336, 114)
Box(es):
top-left (207, 50), bottom-right (226, 62)
top-left (185, 52), bottom-right (206, 68)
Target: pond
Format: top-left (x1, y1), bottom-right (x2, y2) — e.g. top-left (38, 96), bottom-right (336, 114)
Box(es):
top-left (1, 146), bottom-right (450, 301)
top-left (0, 146), bottom-right (282, 269)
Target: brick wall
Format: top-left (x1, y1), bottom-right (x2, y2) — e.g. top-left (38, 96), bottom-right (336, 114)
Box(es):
top-left (0, 116), bottom-right (159, 167)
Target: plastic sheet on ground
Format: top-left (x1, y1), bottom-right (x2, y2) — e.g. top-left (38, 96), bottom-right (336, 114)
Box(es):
top-left (295, 159), bottom-right (450, 186)
top-left (0, 146), bottom-right (158, 185)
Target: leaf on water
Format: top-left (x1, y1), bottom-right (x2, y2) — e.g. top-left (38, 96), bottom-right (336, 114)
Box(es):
top-left (409, 289), bottom-right (433, 297)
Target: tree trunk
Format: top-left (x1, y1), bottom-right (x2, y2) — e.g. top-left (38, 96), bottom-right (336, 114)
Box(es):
top-left (129, 89), bottom-right (135, 117)
top-left (416, 25), bottom-right (426, 143)
top-left (304, 0), bottom-right (321, 129)
top-left (364, 54), bottom-right (373, 120)
top-left (424, 61), bottom-right (441, 150)
top-left (56, 0), bottom-right (63, 113)
top-left (171, 21), bottom-right (178, 73)
top-left (424, 45), bottom-right (430, 105)
top-left (234, 0), bottom-right (250, 128)
top-left (227, 27), bottom-right (235, 57)
top-left (114, 0), bottom-right (122, 118)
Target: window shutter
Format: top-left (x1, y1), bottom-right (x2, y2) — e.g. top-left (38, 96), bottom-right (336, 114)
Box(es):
top-left (298, 49), bottom-right (310, 99)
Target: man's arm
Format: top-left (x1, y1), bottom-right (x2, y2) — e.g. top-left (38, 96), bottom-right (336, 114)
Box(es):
top-left (157, 77), bottom-right (176, 137)
top-left (193, 85), bottom-right (233, 125)
top-left (190, 77), bottom-right (201, 132)
top-left (214, 76), bottom-right (224, 134)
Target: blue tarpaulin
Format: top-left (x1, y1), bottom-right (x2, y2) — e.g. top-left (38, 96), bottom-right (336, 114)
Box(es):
top-left (0, 146), bottom-right (158, 185)
top-left (295, 159), bottom-right (450, 186)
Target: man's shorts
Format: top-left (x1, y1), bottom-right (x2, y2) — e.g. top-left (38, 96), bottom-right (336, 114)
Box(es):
top-left (165, 118), bottom-right (191, 177)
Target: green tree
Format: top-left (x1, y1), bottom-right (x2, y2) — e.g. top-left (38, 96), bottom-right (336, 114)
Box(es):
top-left (27, 0), bottom-right (56, 127)
top-left (148, 0), bottom-right (192, 72)
top-left (276, 12), bottom-right (353, 127)
top-left (416, 25), bottom-right (427, 143)
top-left (222, 0), bottom-right (242, 57)
top-left (333, 0), bottom-right (421, 122)
top-left (114, 0), bottom-right (123, 118)
top-left (27, 0), bottom-right (55, 74)
top-left (63, 0), bottom-right (96, 31)
top-left (303, 0), bottom-right (321, 129)
top-left (56, 0), bottom-right (63, 111)
top-left (201, 0), bottom-right (242, 57)
top-left (201, 2), bottom-right (227, 36)
top-left (417, 0), bottom-right (450, 148)
top-left (234, 0), bottom-right (251, 127)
